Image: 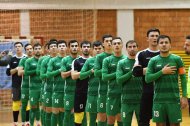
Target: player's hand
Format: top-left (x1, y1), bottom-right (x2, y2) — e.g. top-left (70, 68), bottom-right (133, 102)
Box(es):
top-left (180, 97), bottom-right (188, 109)
top-left (8, 50), bottom-right (13, 56)
top-left (91, 69), bottom-right (94, 73)
top-left (162, 64), bottom-right (177, 74)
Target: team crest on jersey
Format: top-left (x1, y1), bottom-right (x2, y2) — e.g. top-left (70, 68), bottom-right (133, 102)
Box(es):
top-left (111, 63), bottom-right (116, 67)
top-left (31, 63), bottom-right (37, 66)
top-left (125, 67), bottom-right (130, 70)
top-left (80, 63), bottom-right (84, 66)
top-left (146, 57), bottom-right (151, 59)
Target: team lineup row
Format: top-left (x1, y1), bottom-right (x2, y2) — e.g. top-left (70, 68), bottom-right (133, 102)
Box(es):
top-left (6, 28), bottom-right (190, 126)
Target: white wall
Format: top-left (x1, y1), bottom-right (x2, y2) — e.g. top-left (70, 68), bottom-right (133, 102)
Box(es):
top-left (117, 10), bottom-right (134, 55)
top-left (0, 0), bottom-right (190, 10)
top-left (20, 10), bottom-right (30, 36)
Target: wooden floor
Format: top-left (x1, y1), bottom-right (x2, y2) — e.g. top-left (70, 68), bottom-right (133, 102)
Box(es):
top-left (0, 108), bottom-right (189, 126)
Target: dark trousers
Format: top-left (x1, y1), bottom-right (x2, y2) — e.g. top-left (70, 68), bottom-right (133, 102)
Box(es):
top-left (139, 92), bottom-right (153, 126)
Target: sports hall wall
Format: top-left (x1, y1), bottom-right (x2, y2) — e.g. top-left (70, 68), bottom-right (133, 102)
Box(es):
top-left (0, 9), bottom-right (189, 51)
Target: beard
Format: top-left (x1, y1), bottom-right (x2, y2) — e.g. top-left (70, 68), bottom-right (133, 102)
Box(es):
top-left (35, 53), bottom-right (41, 57)
top-left (83, 52), bottom-right (89, 56)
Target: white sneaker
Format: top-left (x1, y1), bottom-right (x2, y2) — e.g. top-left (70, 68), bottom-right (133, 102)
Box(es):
top-left (13, 122), bottom-right (18, 126)
top-left (26, 122), bottom-right (30, 126)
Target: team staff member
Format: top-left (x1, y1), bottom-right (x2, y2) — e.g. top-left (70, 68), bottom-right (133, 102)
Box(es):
top-left (71, 41), bottom-right (91, 126)
top-left (116, 40), bottom-right (142, 126)
top-left (146, 35), bottom-right (188, 126)
top-left (6, 42), bottom-right (26, 126)
top-left (80, 41), bottom-right (103, 126)
top-left (61, 40), bottom-right (79, 126)
top-left (47, 40), bottom-right (67, 126)
top-left (18, 43), bottom-right (33, 126)
top-left (102, 37), bottom-right (126, 126)
top-left (94, 34), bottom-right (112, 126)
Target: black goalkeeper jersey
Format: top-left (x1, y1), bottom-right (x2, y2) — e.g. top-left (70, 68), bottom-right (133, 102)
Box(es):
top-left (72, 56), bottom-right (89, 94)
top-left (6, 54), bottom-right (26, 88)
top-left (135, 48), bottom-right (159, 93)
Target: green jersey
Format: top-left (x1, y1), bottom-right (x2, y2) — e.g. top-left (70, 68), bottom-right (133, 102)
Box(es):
top-left (94, 52), bottom-right (112, 95)
top-left (116, 57), bottom-right (142, 104)
top-left (102, 54), bottom-right (126, 97)
top-left (146, 54), bottom-right (187, 103)
top-left (19, 57), bottom-right (29, 89)
top-left (61, 55), bottom-right (76, 95)
top-left (47, 56), bottom-right (65, 93)
top-left (80, 57), bottom-right (99, 96)
top-left (25, 57), bottom-right (41, 91)
top-left (40, 56), bottom-right (54, 92)
top-left (37, 56), bottom-right (48, 91)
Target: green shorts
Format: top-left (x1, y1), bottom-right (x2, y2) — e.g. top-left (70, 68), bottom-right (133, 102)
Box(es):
top-left (64, 94), bottom-right (74, 110)
top-left (97, 94), bottom-right (107, 113)
top-left (29, 90), bottom-right (41, 106)
top-left (52, 92), bottom-right (64, 108)
top-left (21, 88), bottom-right (29, 102)
top-left (86, 95), bottom-right (98, 113)
top-left (152, 103), bottom-right (182, 123)
top-left (43, 92), bottom-right (52, 107)
top-left (106, 96), bottom-right (121, 116)
top-left (121, 103), bottom-right (140, 123)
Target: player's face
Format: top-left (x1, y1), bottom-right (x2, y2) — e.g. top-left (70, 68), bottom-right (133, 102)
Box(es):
top-left (126, 42), bottom-right (138, 57)
top-left (58, 43), bottom-right (67, 54)
top-left (103, 37), bottom-right (112, 51)
top-left (44, 44), bottom-right (49, 55)
top-left (112, 39), bottom-right (123, 53)
top-left (93, 45), bottom-right (103, 56)
top-left (14, 43), bottom-right (23, 54)
top-left (81, 43), bottom-right (91, 56)
top-left (184, 39), bottom-right (190, 55)
top-left (147, 31), bottom-right (159, 47)
top-left (158, 38), bottom-right (171, 53)
top-left (49, 44), bottom-right (57, 55)
top-left (34, 46), bottom-right (42, 57)
top-left (70, 42), bottom-right (79, 54)
top-left (25, 45), bottom-right (33, 57)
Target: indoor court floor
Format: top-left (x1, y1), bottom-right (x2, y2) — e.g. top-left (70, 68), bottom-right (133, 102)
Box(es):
top-left (0, 108), bottom-right (189, 126)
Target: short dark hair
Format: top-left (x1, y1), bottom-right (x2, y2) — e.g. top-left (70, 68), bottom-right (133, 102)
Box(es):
top-left (112, 37), bottom-right (122, 44)
top-left (14, 42), bottom-right (23, 47)
top-left (92, 41), bottom-right (102, 48)
top-left (186, 35), bottom-right (190, 40)
top-left (57, 40), bottom-right (67, 47)
top-left (44, 42), bottom-right (49, 49)
top-left (157, 35), bottom-right (171, 43)
top-left (102, 34), bottom-right (112, 42)
top-left (24, 43), bottom-right (32, 51)
top-left (126, 40), bottom-right (138, 48)
top-left (68, 40), bottom-right (78, 47)
top-left (80, 40), bottom-right (91, 48)
top-left (147, 28), bottom-right (160, 37)
top-left (33, 43), bottom-right (42, 49)
top-left (48, 39), bottom-right (57, 49)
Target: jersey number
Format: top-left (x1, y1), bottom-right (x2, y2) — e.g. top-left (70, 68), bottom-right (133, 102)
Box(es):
top-left (154, 111), bottom-right (159, 117)
top-left (55, 99), bottom-right (59, 104)
top-left (100, 103), bottom-right (104, 108)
